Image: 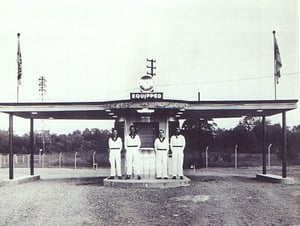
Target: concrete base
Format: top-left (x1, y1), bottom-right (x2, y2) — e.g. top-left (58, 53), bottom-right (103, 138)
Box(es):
top-left (104, 176), bottom-right (191, 189)
top-left (256, 174), bottom-right (295, 185)
top-left (0, 175), bottom-right (40, 186)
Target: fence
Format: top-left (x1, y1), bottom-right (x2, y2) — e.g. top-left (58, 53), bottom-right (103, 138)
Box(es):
top-left (0, 152), bottom-right (108, 169)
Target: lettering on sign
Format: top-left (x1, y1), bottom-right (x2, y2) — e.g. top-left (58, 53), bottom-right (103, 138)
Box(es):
top-left (130, 92), bottom-right (163, 101)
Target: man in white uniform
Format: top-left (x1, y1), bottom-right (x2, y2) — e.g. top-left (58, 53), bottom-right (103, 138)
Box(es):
top-left (170, 127), bottom-right (186, 179)
top-left (154, 129), bottom-right (169, 179)
top-left (125, 125), bottom-right (141, 179)
top-left (108, 128), bottom-right (122, 179)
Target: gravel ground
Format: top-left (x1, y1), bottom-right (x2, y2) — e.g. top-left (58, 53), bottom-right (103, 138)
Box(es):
top-left (0, 166), bottom-right (299, 226)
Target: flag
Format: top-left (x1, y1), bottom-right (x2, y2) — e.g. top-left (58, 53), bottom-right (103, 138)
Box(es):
top-left (17, 33), bottom-right (22, 85)
top-left (274, 35), bottom-right (282, 84)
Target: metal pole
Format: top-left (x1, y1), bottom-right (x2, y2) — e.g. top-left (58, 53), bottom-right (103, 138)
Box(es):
top-left (273, 31), bottom-right (277, 100)
top-left (268, 144), bottom-right (272, 170)
top-left (205, 146), bottom-right (209, 169)
top-left (42, 153), bottom-right (45, 168)
top-left (9, 113), bottom-right (13, 179)
top-left (30, 118), bottom-right (34, 175)
top-left (262, 116), bottom-right (267, 174)
top-left (92, 151), bottom-right (96, 170)
top-left (234, 144), bottom-right (238, 169)
top-left (58, 152), bottom-right (62, 168)
top-left (282, 112), bottom-right (287, 178)
top-left (74, 152), bottom-right (78, 169)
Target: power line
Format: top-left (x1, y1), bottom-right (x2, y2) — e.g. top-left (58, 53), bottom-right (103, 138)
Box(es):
top-left (155, 72), bottom-right (298, 88)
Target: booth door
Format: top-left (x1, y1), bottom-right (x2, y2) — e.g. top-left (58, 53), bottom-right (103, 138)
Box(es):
top-left (134, 122), bottom-right (158, 148)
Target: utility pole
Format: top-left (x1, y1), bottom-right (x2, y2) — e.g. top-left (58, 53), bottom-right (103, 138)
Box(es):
top-left (146, 58), bottom-right (156, 77)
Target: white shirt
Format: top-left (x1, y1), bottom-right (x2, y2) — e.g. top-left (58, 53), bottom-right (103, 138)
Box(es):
top-left (125, 134), bottom-right (141, 149)
top-left (108, 137), bottom-right (122, 151)
top-left (170, 134), bottom-right (186, 150)
top-left (154, 137), bottom-right (169, 151)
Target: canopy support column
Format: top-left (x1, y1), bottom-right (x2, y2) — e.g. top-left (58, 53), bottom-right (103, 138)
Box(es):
top-left (9, 113), bottom-right (14, 179)
top-left (282, 111), bottom-right (287, 178)
top-left (30, 118), bottom-right (34, 175)
top-left (262, 116), bottom-right (266, 174)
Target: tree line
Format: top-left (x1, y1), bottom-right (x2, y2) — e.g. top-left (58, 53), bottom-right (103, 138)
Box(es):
top-left (0, 117), bottom-right (299, 162)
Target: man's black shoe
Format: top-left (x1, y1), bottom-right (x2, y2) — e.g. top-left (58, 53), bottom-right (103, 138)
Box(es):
top-left (137, 175), bottom-right (141, 180)
top-left (125, 175), bottom-right (130, 179)
top-left (172, 176), bottom-right (176, 180)
top-left (180, 176), bottom-right (184, 180)
top-left (163, 177), bottom-right (168, 180)
top-left (118, 176), bottom-right (122, 179)
top-left (107, 176), bottom-right (114, 180)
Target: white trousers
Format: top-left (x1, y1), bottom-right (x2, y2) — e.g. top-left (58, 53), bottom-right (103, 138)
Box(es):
top-left (156, 151), bottom-right (168, 178)
top-left (126, 148), bottom-right (141, 176)
top-left (172, 148), bottom-right (184, 177)
top-left (109, 150), bottom-right (121, 176)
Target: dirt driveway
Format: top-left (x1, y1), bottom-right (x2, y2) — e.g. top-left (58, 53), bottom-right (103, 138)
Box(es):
top-left (0, 167), bottom-right (299, 225)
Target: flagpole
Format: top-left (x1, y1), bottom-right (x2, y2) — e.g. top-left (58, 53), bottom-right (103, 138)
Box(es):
top-left (272, 30), bottom-right (277, 100)
top-left (17, 33), bottom-right (21, 103)
top-left (17, 85), bottom-right (19, 103)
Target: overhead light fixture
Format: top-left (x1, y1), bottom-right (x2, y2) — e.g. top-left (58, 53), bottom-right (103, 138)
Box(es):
top-left (175, 114), bottom-right (181, 118)
top-left (256, 109), bottom-right (263, 113)
top-left (108, 112), bottom-right (114, 115)
top-left (31, 112), bottom-right (38, 115)
top-left (179, 108), bottom-right (186, 112)
top-left (137, 108), bottom-right (154, 113)
top-left (105, 109), bottom-right (111, 112)
top-left (177, 112), bottom-right (183, 115)
top-left (112, 115), bottom-right (118, 118)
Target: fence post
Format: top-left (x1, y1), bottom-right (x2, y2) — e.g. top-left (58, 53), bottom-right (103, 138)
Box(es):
top-left (74, 152), bottom-right (78, 169)
top-left (14, 154), bottom-right (18, 164)
top-left (268, 143), bottom-right (272, 170)
top-left (39, 149), bottom-right (42, 167)
top-left (205, 146), bottom-right (209, 169)
top-left (234, 144), bottom-right (238, 169)
top-left (92, 151), bottom-right (97, 170)
top-left (42, 153), bottom-right (45, 168)
top-left (58, 152), bottom-right (62, 168)
top-left (27, 154), bottom-right (30, 168)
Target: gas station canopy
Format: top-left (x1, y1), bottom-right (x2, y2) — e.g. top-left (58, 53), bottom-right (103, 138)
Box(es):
top-left (0, 99), bottom-right (297, 120)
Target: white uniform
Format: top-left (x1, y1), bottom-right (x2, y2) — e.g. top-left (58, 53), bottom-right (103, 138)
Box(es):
top-left (170, 134), bottom-right (186, 177)
top-left (125, 134), bottom-right (141, 176)
top-left (108, 137), bottom-right (122, 177)
top-left (154, 137), bottom-right (169, 178)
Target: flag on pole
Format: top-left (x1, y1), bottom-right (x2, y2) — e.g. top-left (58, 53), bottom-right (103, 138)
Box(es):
top-left (274, 34), bottom-right (282, 84)
top-left (17, 33), bottom-right (22, 85)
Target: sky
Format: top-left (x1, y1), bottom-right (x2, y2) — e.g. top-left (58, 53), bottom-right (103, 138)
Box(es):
top-left (0, 0), bottom-right (299, 135)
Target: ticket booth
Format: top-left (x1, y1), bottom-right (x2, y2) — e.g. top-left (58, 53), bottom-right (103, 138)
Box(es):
top-left (115, 113), bottom-right (179, 178)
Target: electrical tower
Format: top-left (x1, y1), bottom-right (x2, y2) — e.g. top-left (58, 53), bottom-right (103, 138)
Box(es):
top-left (38, 76), bottom-right (47, 101)
top-left (38, 76), bottom-right (47, 154)
top-left (146, 58), bottom-right (156, 77)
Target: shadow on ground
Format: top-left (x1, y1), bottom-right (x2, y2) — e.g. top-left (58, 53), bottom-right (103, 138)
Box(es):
top-left (41, 177), bottom-right (106, 186)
